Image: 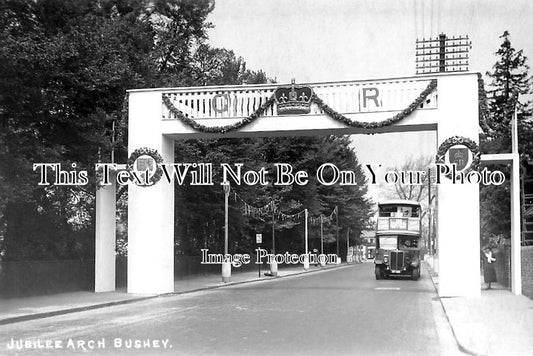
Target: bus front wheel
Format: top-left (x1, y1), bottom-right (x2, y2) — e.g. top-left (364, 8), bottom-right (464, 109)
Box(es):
top-left (411, 267), bottom-right (420, 281)
top-left (375, 266), bottom-right (383, 280)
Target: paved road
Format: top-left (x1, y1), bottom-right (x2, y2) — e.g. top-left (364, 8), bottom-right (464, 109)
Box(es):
top-left (1, 263), bottom-right (460, 356)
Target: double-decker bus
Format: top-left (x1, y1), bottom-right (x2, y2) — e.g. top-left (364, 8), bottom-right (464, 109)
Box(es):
top-left (374, 200), bottom-right (422, 280)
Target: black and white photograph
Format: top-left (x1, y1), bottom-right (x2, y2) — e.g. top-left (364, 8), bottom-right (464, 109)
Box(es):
top-left (1, 0), bottom-right (533, 355)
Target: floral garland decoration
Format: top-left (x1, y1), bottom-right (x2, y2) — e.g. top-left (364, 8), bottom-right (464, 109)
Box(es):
top-left (127, 147), bottom-right (164, 187)
top-left (162, 79), bottom-right (437, 133)
top-left (435, 136), bottom-right (481, 179)
top-left (311, 79), bottom-right (437, 129)
top-left (162, 94), bottom-right (276, 134)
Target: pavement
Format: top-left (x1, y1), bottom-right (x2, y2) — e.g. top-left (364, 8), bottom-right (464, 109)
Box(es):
top-left (426, 263), bottom-right (533, 356)
top-left (2, 261), bottom-right (533, 356)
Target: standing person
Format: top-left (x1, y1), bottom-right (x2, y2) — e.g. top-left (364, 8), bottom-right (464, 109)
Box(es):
top-left (483, 247), bottom-right (497, 290)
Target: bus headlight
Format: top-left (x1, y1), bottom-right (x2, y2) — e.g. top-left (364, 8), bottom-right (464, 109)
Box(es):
top-left (383, 256), bottom-right (389, 263)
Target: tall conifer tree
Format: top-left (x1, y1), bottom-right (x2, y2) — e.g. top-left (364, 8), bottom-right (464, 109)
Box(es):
top-left (480, 31), bottom-right (533, 245)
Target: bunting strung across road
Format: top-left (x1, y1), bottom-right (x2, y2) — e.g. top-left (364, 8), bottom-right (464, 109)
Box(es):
top-left (276, 209), bottom-right (306, 221)
top-left (236, 195), bottom-right (275, 219)
top-left (234, 193), bottom-right (308, 223)
top-left (309, 206), bottom-right (338, 226)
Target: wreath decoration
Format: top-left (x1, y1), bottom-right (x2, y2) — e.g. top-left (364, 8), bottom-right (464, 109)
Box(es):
top-left (127, 147), bottom-right (164, 187)
top-left (435, 136), bottom-right (481, 179)
top-left (161, 79), bottom-right (437, 133)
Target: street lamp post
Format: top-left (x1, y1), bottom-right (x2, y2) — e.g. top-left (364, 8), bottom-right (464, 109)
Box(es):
top-left (346, 229), bottom-right (350, 264)
top-left (429, 206), bottom-right (437, 255)
top-left (320, 215), bottom-right (324, 256)
top-left (319, 215), bottom-right (325, 267)
top-left (336, 207), bottom-right (339, 263)
top-left (304, 209), bottom-right (309, 270)
top-left (271, 205), bottom-right (275, 255)
top-left (427, 168), bottom-right (432, 254)
top-left (270, 201), bottom-right (278, 276)
top-left (222, 181), bottom-right (231, 283)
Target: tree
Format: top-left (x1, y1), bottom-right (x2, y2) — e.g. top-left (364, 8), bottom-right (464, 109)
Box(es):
top-left (378, 155), bottom-right (434, 212)
top-left (173, 136), bottom-right (374, 258)
top-left (480, 31), bottom-right (533, 242)
top-left (150, 0), bottom-right (215, 86)
top-left (190, 43), bottom-right (275, 86)
top-left (483, 31), bottom-right (532, 153)
top-left (0, 0), bottom-right (215, 260)
top-left (0, 0), bottom-right (152, 259)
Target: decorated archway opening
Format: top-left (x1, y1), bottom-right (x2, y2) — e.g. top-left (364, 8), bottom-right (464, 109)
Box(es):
top-left (96, 73), bottom-right (484, 297)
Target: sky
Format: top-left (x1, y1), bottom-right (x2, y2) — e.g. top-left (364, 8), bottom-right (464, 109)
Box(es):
top-left (207, 0), bottom-right (533, 83)
top-left (206, 0), bottom-right (533, 201)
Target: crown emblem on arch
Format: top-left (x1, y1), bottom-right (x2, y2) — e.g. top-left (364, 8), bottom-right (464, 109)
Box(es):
top-left (274, 79), bottom-right (313, 115)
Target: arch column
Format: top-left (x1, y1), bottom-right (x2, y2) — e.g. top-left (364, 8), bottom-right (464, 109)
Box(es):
top-left (95, 177), bottom-right (116, 292)
top-left (127, 91), bottom-right (175, 294)
top-left (435, 75), bottom-right (481, 297)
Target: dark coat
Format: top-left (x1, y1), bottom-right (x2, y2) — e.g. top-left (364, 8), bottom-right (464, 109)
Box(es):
top-left (483, 251), bottom-right (497, 283)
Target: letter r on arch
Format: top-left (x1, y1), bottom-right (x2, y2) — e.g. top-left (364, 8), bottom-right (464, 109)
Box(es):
top-left (362, 87), bottom-right (380, 108)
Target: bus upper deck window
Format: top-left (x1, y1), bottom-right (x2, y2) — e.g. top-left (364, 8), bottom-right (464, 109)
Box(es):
top-left (379, 206), bottom-right (397, 217)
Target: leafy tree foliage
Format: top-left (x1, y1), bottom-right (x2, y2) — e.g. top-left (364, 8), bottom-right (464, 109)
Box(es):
top-left (0, 0), bottom-right (214, 260)
top-left (189, 44), bottom-right (274, 86)
top-left (151, 0), bottom-right (214, 83)
top-left (174, 136), bottom-right (373, 258)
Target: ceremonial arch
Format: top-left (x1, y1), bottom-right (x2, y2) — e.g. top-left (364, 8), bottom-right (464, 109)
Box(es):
top-left (95, 72), bottom-right (518, 298)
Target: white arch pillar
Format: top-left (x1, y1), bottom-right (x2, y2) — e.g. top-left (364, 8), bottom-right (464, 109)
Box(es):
top-left (434, 75), bottom-right (481, 297)
top-left (95, 178), bottom-right (116, 292)
top-left (127, 91), bottom-right (175, 294)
